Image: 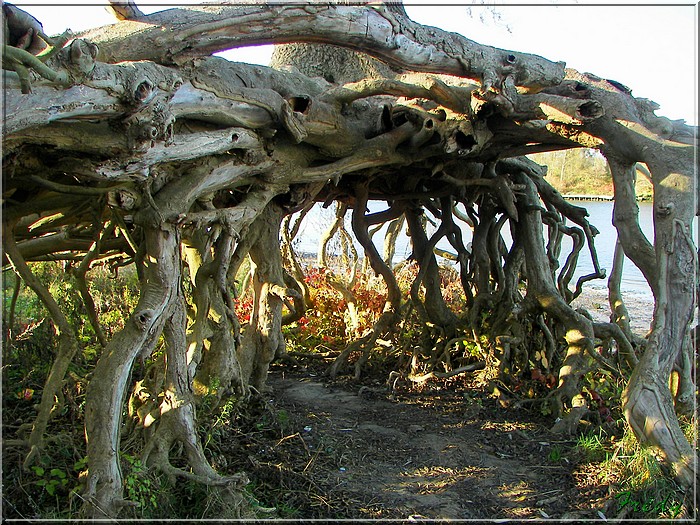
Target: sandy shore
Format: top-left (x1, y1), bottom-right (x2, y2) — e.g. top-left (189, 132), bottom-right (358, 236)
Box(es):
top-left (571, 285), bottom-right (654, 337)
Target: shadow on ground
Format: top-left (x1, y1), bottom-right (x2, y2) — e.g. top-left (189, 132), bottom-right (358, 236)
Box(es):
top-left (248, 367), bottom-right (612, 520)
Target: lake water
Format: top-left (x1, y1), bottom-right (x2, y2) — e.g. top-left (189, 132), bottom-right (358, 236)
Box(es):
top-left (545, 200), bottom-right (654, 295)
top-left (291, 200), bottom-right (695, 301)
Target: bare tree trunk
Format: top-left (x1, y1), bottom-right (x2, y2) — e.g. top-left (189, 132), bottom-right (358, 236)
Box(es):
top-left (608, 240), bottom-right (635, 340)
top-left (187, 229), bottom-right (245, 406)
top-left (280, 203), bottom-right (314, 324)
top-left (382, 215), bottom-right (405, 266)
top-left (239, 203), bottom-right (289, 392)
top-left (317, 202), bottom-right (360, 335)
top-left (607, 155), bottom-right (659, 297)
top-left (621, 156), bottom-right (697, 487)
top-left (327, 185), bottom-right (403, 379)
top-left (83, 223), bottom-right (179, 517)
top-left (141, 275), bottom-right (249, 499)
top-left (67, 220), bottom-right (114, 348)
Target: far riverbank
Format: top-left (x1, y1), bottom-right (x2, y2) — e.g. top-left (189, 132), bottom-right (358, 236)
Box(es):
top-left (562, 194), bottom-right (653, 202)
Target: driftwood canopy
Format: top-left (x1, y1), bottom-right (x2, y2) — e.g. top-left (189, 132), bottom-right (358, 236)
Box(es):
top-left (2, 1), bottom-right (696, 517)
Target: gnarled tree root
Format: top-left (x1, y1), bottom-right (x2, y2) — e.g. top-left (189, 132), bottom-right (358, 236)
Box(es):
top-left (3, 221), bottom-right (80, 470)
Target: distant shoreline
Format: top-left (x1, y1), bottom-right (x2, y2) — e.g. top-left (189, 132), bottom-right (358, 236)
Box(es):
top-left (563, 194), bottom-right (613, 201)
top-left (564, 195), bottom-right (653, 202)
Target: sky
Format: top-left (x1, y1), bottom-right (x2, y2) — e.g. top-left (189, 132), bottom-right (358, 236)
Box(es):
top-left (8, 1), bottom-right (698, 126)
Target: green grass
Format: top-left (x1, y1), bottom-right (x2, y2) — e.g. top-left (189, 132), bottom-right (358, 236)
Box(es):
top-left (596, 423), bottom-right (694, 519)
top-left (575, 430), bottom-right (608, 462)
top-left (547, 445), bottom-right (563, 462)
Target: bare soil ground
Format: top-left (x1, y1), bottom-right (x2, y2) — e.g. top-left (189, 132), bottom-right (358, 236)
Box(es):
top-left (236, 365), bottom-right (617, 520)
top-left (226, 289), bottom-right (659, 520)
top-left (571, 285), bottom-right (654, 336)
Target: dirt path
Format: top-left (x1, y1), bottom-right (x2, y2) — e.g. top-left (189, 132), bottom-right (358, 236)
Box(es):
top-left (239, 285), bottom-right (659, 519)
top-left (263, 369), bottom-right (610, 520)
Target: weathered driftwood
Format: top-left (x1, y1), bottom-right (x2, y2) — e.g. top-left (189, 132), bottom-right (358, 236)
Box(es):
top-left (2, 1), bottom-right (696, 518)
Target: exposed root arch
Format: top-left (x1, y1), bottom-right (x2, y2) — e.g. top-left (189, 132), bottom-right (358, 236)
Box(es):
top-left (327, 185), bottom-right (403, 379)
top-left (3, 3), bottom-right (697, 514)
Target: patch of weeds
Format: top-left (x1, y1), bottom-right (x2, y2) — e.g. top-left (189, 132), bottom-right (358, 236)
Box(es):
top-left (547, 445), bottom-right (563, 462)
top-left (31, 466), bottom-right (70, 499)
top-left (679, 414), bottom-right (697, 444)
top-left (275, 501), bottom-right (301, 518)
top-left (462, 391), bottom-right (483, 407)
top-left (9, 446), bottom-right (85, 519)
top-left (243, 482), bottom-right (279, 517)
top-left (276, 408), bottom-right (291, 430)
top-left (600, 428), bottom-right (692, 519)
top-left (612, 481), bottom-right (686, 519)
top-left (576, 430), bottom-right (608, 463)
top-left (197, 376), bottom-right (222, 413)
top-left (121, 453), bottom-right (158, 514)
top-left (177, 478), bottom-right (211, 517)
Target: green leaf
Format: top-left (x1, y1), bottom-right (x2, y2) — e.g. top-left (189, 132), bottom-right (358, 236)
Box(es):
top-left (46, 483), bottom-right (56, 496)
top-left (50, 468), bottom-right (66, 479)
top-left (36, 479), bottom-right (47, 487)
top-left (32, 466), bottom-right (45, 477)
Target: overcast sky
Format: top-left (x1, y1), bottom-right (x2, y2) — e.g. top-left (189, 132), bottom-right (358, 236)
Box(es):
top-left (10, 1), bottom-right (698, 125)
